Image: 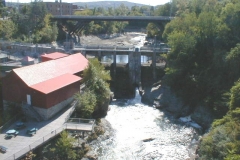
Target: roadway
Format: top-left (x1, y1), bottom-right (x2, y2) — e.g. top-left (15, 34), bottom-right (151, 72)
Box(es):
top-left (52, 15), bottom-right (174, 22)
top-left (0, 102), bottom-right (93, 160)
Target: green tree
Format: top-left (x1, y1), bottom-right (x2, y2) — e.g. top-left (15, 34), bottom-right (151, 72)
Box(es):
top-left (229, 80), bottom-right (240, 110)
top-left (115, 4), bottom-right (129, 16)
top-left (75, 58), bottom-right (111, 118)
top-left (146, 23), bottom-right (161, 38)
top-left (0, 19), bottom-right (17, 40)
top-left (130, 6), bottom-right (142, 16)
top-left (0, 6), bottom-right (8, 18)
top-left (226, 44), bottom-right (240, 84)
top-left (75, 9), bottom-right (93, 15)
top-left (75, 89), bottom-right (96, 118)
top-left (162, 0), bottom-right (231, 110)
top-left (28, 1), bottom-right (48, 31)
top-left (36, 14), bottom-right (58, 43)
top-left (51, 131), bottom-right (76, 160)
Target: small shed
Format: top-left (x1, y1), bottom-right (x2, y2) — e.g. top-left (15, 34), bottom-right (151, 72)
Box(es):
top-left (41, 52), bottom-right (69, 62)
top-left (21, 56), bottom-right (35, 66)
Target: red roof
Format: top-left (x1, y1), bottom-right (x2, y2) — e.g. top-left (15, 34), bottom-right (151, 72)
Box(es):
top-left (41, 52), bottom-right (69, 60)
top-left (30, 73), bottom-right (81, 94)
top-left (13, 53), bottom-right (88, 86)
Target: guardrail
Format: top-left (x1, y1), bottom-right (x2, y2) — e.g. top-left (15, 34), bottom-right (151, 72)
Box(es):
top-left (4, 118), bottom-right (95, 160)
top-left (74, 46), bottom-right (169, 52)
top-left (4, 125), bottom-right (66, 160)
top-left (67, 118), bottom-right (95, 124)
top-left (66, 118), bottom-right (95, 133)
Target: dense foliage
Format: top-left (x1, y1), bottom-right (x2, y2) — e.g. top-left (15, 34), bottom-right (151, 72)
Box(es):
top-left (198, 85), bottom-right (240, 159)
top-left (163, 0), bottom-right (240, 114)
top-left (0, 2), bottom-right (58, 43)
top-left (0, 1), bottom-right (176, 41)
top-left (49, 131), bottom-right (78, 160)
top-left (75, 58), bottom-right (111, 119)
top-left (161, 0), bottom-right (240, 159)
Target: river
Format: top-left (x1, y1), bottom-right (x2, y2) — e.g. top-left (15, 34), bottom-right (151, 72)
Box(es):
top-left (92, 90), bottom-right (200, 160)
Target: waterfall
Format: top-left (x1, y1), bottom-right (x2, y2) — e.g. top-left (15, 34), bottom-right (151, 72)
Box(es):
top-left (92, 90), bottom-right (200, 160)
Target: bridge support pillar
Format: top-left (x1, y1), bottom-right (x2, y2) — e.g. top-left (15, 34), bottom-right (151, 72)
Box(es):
top-left (82, 50), bottom-right (86, 57)
top-left (128, 51), bottom-right (141, 86)
top-left (152, 50), bottom-right (156, 80)
top-left (113, 51), bottom-right (116, 80)
top-left (98, 50), bottom-right (101, 61)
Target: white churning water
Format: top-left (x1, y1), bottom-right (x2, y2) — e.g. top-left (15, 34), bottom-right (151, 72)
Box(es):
top-left (93, 90), bottom-right (199, 160)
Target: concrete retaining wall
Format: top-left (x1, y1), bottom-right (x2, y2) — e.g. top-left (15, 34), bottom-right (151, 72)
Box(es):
top-left (128, 51), bottom-right (141, 85)
top-left (0, 42), bottom-right (65, 56)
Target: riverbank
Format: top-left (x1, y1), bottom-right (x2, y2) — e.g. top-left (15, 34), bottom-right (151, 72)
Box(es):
top-left (141, 80), bottom-right (215, 132)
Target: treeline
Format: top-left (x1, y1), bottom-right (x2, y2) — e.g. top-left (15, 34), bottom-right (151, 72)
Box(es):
top-left (0, 2), bottom-right (58, 43)
top-left (162, 0), bottom-right (240, 159)
top-left (0, 1), bottom-right (174, 42)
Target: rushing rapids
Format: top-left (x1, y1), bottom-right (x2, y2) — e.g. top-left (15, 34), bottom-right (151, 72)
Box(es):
top-left (92, 90), bottom-right (200, 160)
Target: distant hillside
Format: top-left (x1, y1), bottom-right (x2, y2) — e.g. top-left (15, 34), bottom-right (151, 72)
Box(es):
top-left (73, 1), bottom-right (148, 9)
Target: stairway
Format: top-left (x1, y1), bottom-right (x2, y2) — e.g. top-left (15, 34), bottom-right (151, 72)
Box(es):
top-left (21, 103), bottom-right (42, 121)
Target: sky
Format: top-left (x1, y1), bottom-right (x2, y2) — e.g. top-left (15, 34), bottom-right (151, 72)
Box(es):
top-left (7, 0), bottom-right (171, 6)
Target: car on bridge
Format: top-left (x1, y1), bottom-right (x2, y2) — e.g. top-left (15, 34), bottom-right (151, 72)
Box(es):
top-left (26, 128), bottom-right (38, 136)
top-left (5, 129), bottom-right (19, 139)
top-left (15, 122), bottom-right (26, 130)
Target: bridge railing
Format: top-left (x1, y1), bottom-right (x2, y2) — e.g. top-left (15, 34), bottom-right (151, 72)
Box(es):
top-left (66, 118), bottom-right (95, 124)
top-left (4, 125), bottom-right (66, 160)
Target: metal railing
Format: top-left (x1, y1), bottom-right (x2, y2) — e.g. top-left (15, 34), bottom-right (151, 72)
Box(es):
top-left (4, 118), bottom-right (95, 160)
top-left (64, 100), bottom-right (78, 123)
top-left (74, 45), bottom-right (169, 52)
top-left (66, 118), bottom-right (95, 124)
top-left (4, 125), bottom-right (66, 160)
top-left (66, 118), bottom-right (95, 132)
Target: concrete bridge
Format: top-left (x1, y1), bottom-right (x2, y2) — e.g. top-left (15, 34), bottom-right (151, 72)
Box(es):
top-left (52, 15), bottom-right (174, 22)
top-left (51, 15), bottom-right (173, 42)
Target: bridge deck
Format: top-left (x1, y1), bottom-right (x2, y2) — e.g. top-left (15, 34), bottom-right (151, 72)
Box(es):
top-left (65, 123), bottom-right (94, 131)
top-left (52, 15), bottom-right (174, 22)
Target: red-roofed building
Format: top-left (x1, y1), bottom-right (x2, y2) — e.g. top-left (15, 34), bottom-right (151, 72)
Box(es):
top-left (2, 53), bottom-right (88, 120)
top-left (41, 52), bottom-right (69, 62)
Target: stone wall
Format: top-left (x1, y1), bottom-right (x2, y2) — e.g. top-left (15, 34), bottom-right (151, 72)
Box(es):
top-left (33, 97), bottom-right (74, 120)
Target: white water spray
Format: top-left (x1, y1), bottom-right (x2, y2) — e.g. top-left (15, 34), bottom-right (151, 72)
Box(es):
top-left (92, 89), bottom-right (199, 160)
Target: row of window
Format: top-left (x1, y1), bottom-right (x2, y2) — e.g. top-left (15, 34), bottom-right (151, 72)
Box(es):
top-left (47, 5), bottom-right (71, 8)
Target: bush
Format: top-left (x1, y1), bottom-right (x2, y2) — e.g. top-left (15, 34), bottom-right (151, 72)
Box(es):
top-left (75, 89), bottom-right (97, 118)
top-left (198, 109), bottom-right (240, 159)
